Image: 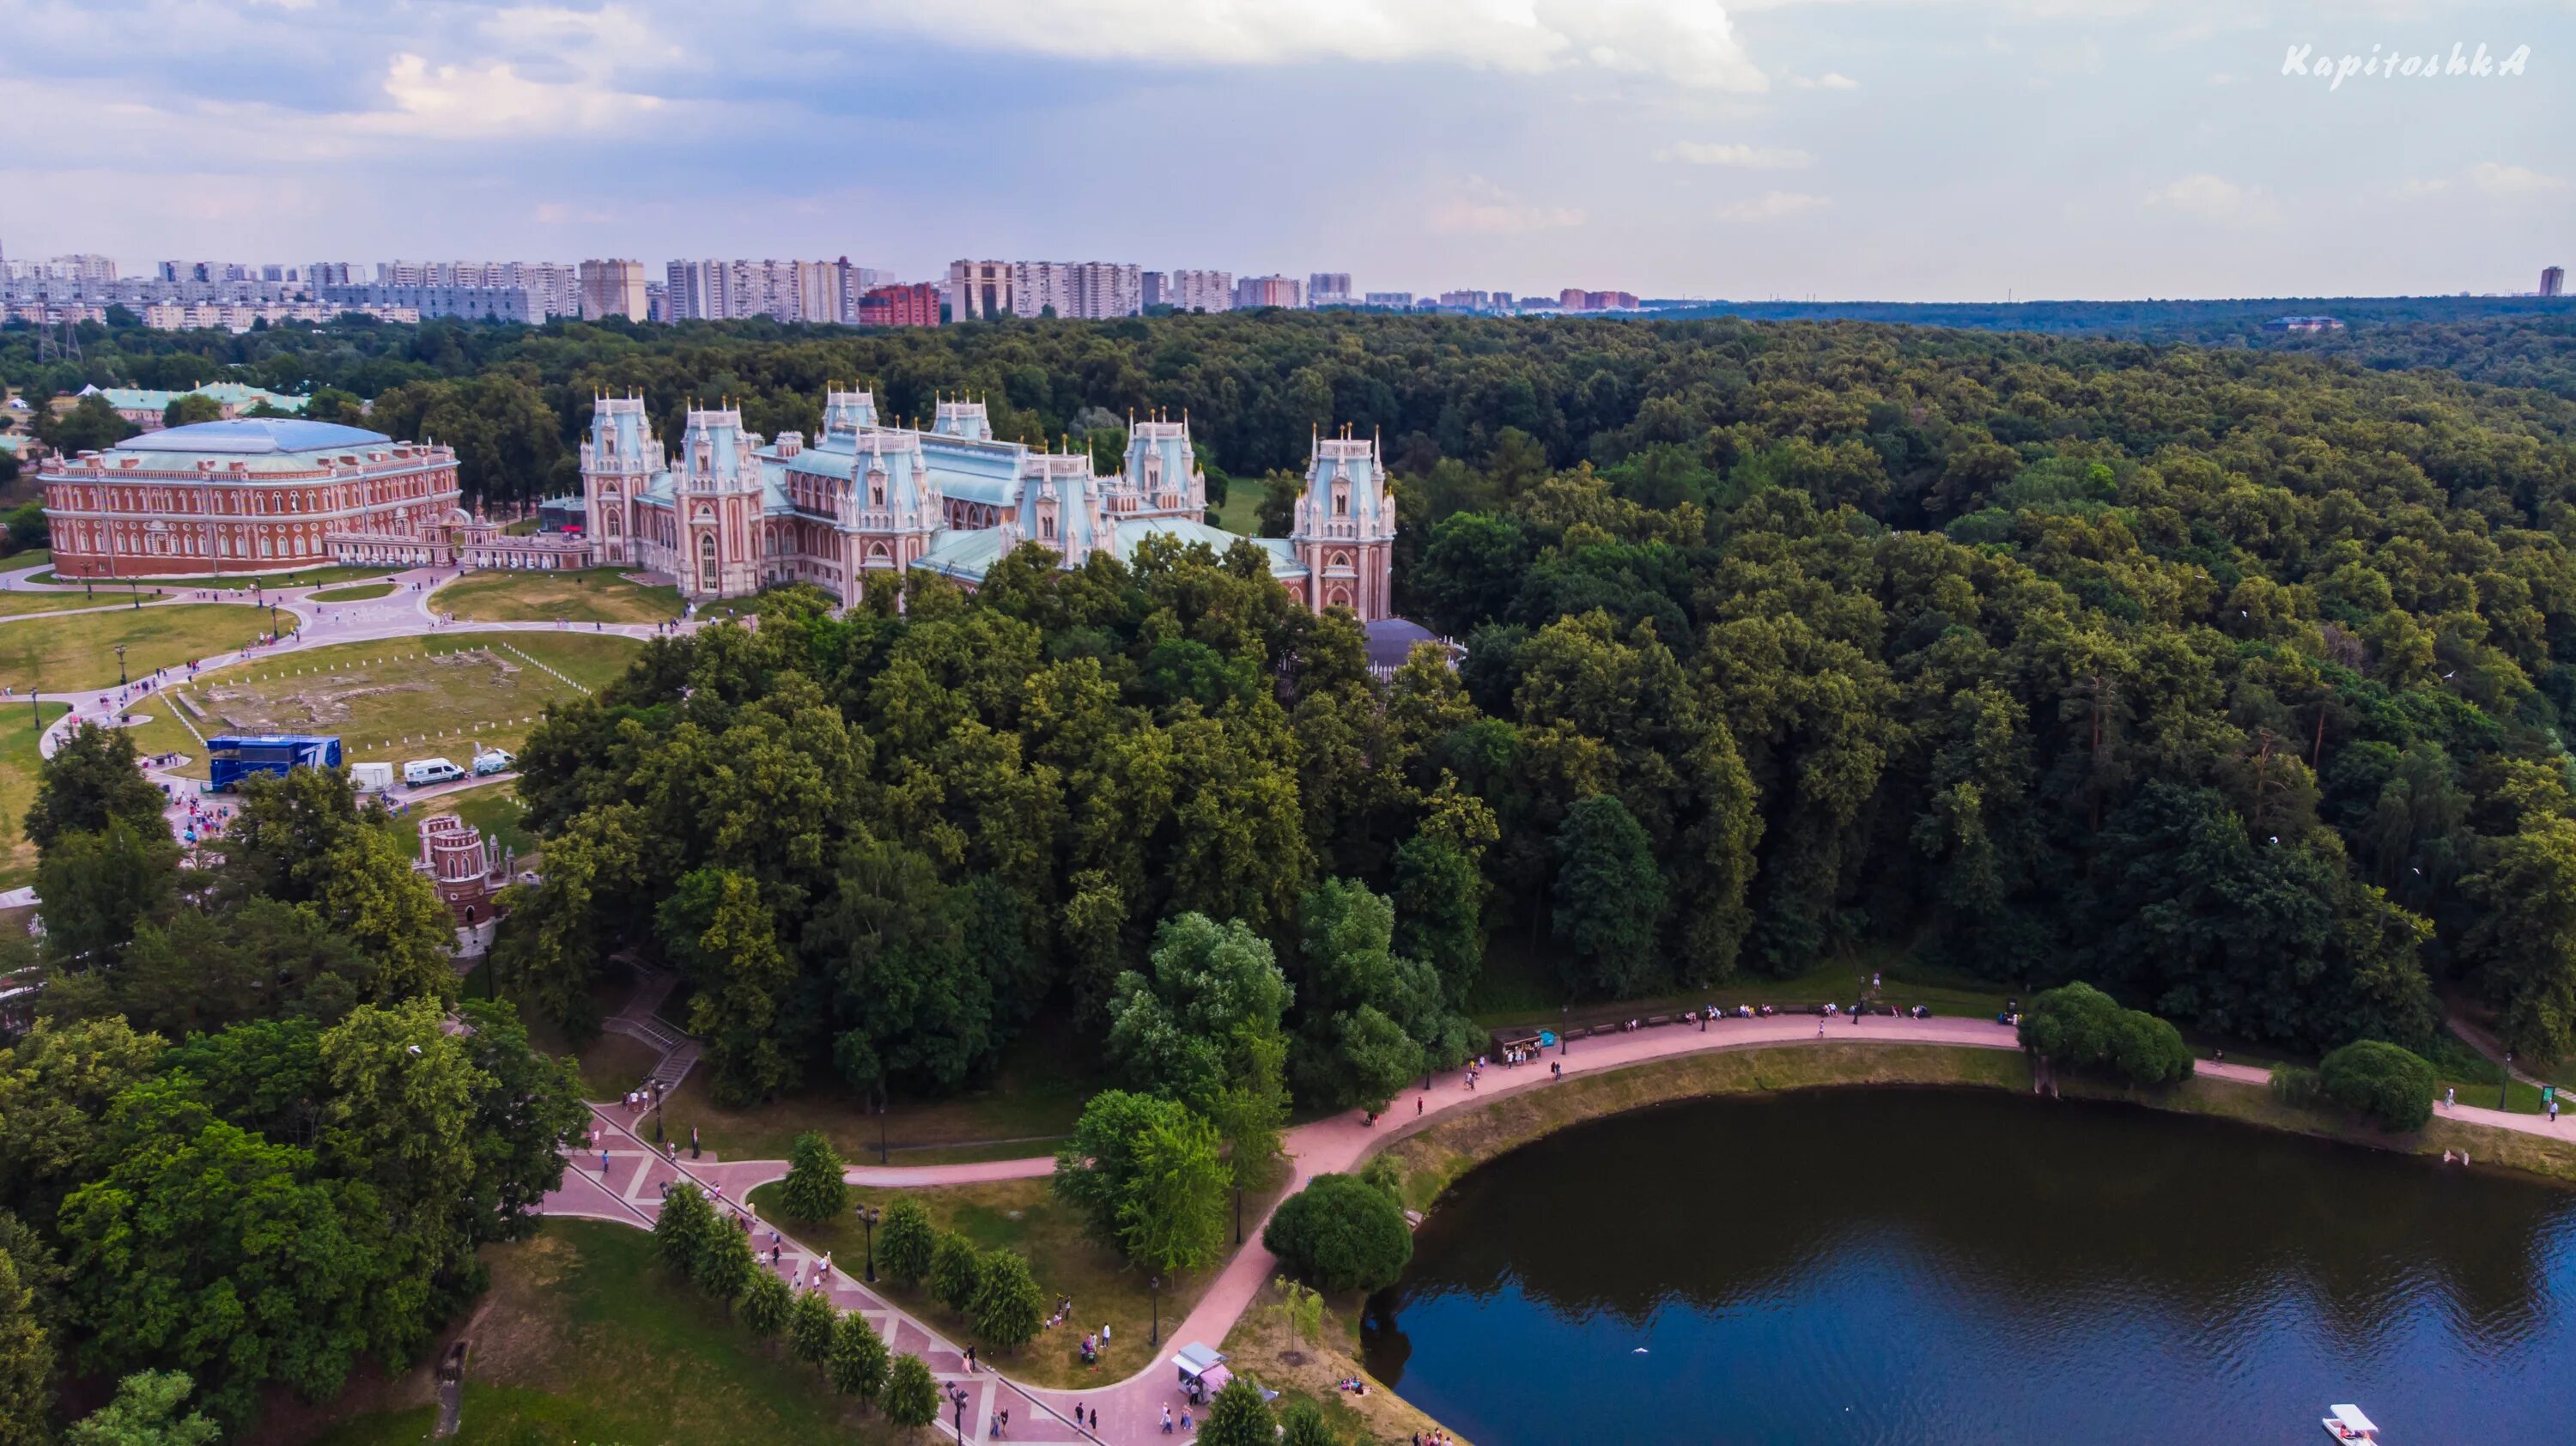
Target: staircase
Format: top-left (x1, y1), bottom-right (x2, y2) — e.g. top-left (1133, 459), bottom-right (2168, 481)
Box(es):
top-left (600, 966), bottom-right (699, 1096)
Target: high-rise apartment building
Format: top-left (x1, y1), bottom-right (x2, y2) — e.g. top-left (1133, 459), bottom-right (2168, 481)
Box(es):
top-left (1438, 290), bottom-right (1492, 309)
top-left (1140, 271), bottom-right (1168, 308)
top-left (579, 258), bottom-right (649, 320)
top-left (1308, 272), bottom-right (1353, 307)
top-left (948, 260), bottom-right (1013, 321)
top-left (1235, 275), bottom-right (1303, 309)
top-left (1170, 270), bottom-right (1233, 313)
top-left (2546, 266), bottom-right (2567, 298)
top-left (1003, 261), bottom-right (1142, 319)
top-left (1362, 291), bottom-right (1413, 308)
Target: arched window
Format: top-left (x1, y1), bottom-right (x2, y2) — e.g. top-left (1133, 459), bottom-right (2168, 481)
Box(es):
top-left (698, 532), bottom-right (718, 592)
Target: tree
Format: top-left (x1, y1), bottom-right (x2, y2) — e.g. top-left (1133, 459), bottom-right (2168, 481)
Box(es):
top-left (0, 1017), bottom-right (164, 1224)
top-left (24, 724), bottom-right (167, 854)
top-left (2318, 1040), bottom-right (2438, 1132)
top-left (929, 1230), bottom-right (981, 1314)
top-left (160, 393), bottom-right (224, 429)
top-left (1550, 795), bottom-right (1665, 997)
top-left (1105, 913), bottom-right (1292, 1109)
top-left (738, 1267), bottom-right (793, 1339)
top-left (826, 1309), bottom-right (890, 1403)
top-left (878, 1198), bottom-right (936, 1287)
top-left (779, 1132), bottom-right (848, 1224)
top-left (1289, 878), bottom-right (1467, 1112)
top-left (805, 839), bottom-right (999, 1102)
top-left (787, 1289), bottom-right (838, 1376)
top-left (35, 394), bottom-right (134, 458)
top-left (969, 1249), bottom-right (1045, 1352)
top-left (1118, 1109), bottom-right (1230, 1280)
top-left (1053, 1091), bottom-right (1198, 1247)
top-left (1197, 1377), bottom-right (1277, 1446)
top-left (65, 1370), bottom-right (218, 1446)
top-left (661, 867), bottom-right (799, 1103)
top-left (2017, 983), bottom-right (2193, 1087)
top-left (694, 1214), bottom-right (759, 1306)
top-left (0, 1249), bottom-right (53, 1446)
top-left (1261, 1174), bottom-right (1413, 1293)
top-left (32, 818), bottom-right (176, 978)
top-left (653, 1182), bottom-right (720, 1279)
top-left (882, 1352), bottom-right (941, 1433)
top-left (2460, 812), bottom-right (2576, 1059)
top-left (1279, 1397), bottom-right (1342, 1446)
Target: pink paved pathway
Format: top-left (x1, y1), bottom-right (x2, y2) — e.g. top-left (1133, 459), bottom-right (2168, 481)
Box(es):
top-left (550, 1013), bottom-right (2576, 1443)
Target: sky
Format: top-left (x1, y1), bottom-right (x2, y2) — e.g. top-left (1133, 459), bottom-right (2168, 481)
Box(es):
top-left (3, 0), bottom-right (2572, 301)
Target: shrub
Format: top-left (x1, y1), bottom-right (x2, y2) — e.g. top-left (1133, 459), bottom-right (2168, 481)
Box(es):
top-left (969, 1249), bottom-right (1045, 1352)
top-left (1279, 1398), bottom-right (1342, 1446)
top-left (692, 1220), bottom-right (757, 1305)
top-left (826, 1309), bottom-right (889, 1403)
top-left (2318, 1040), bottom-right (2439, 1132)
top-left (1261, 1173), bottom-right (1413, 1294)
top-left (1197, 1378), bottom-right (1275, 1446)
top-left (2019, 982), bottom-right (2195, 1086)
top-left (930, 1230), bottom-right (981, 1313)
top-left (883, 1353), bottom-right (940, 1431)
top-left (780, 1131), bottom-right (848, 1224)
top-left (2269, 1065), bottom-right (2325, 1109)
top-left (879, 1198), bottom-right (935, 1286)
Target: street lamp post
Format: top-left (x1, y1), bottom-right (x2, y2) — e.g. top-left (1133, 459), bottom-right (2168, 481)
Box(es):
top-left (856, 1204), bottom-right (881, 1283)
top-left (878, 1087), bottom-right (890, 1166)
top-left (2505, 1053), bottom-right (2515, 1111)
top-left (114, 644), bottom-right (126, 687)
top-left (950, 1384), bottom-right (969, 1444)
top-left (1149, 1274), bottom-right (1162, 1346)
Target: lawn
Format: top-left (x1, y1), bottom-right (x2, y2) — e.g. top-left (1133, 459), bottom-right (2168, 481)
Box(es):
top-left (122, 634), bottom-right (640, 781)
top-left (413, 780), bottom-right (533, 858)
top-left (302, 1221), bottom-right (898, 1446)
top-left (1210, 482), bottom-right (1271, 537)
top-left (31, 563), bottom-right (398, 592)
top-left (0, 588), bottom-right (162, 617)
top-left (307, 581), bottom-right (398, 603)
top-left (0, 604), bottom-right (288, 692)
top-left (744, 1172), bottom-right (1242, 1389)
top-left (1467, 930), bottom-right (2013, 1030)
top-left (0, 702), bottom-right (71, 888)
top-left (0, 549), bottom-right (51, 572)
top-left (660, 1017), bottom-right (1103, 1166)
top-left (1221, 1278), bottom-right (1455, 1446)
top-left (433, 568), bottom-right (684, 625)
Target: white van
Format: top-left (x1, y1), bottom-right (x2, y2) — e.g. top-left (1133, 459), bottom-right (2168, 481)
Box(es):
top-left (403, 757), bottom-right (465, 787)
top-left (471, 748), bottom-right (516, 776)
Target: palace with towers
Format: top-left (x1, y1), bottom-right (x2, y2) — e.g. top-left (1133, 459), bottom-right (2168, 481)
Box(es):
top-left (577, 389), bottom-right (1395, 618)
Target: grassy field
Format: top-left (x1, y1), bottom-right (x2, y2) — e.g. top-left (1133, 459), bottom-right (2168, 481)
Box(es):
top-left (1210, 482), bottom-right (1269, 537)
top-left (744, 1172), bottom-right (1244, 1389)
top-left (662, 1018), bottom-right (1102, 1165)
top-left (30, 563), bottom-right (398, 592)
top-left (0, 702), bottom-right (71, 888)
top-left (433, 568), bottom-right (684, 624)
top-left (0, 549), bottom-right (51, 572)
top-left (413, 779), bottom-right (533, 857)
top-left (0, 588), bottom-right (170, 617)
top-left (307, 582), bottom-right (398, 603)
top-left (301, 1222), bottom-right (898, 1446)
top-left (1221, 1278), bottom-right (1455, 1446)
top-left (1468, 932), bottom-right (2013, 1030)
top-left (122, 633), bottom-right (640, 781)
top-left (0, 603), bottom-right (288, 692)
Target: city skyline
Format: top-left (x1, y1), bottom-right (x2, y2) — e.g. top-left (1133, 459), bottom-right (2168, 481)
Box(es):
top-left (2, 0), bottom-right (2567, 301)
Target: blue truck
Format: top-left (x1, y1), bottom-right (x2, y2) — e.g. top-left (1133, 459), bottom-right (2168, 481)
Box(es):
top-left (204, 733), bottom-right (343, 792)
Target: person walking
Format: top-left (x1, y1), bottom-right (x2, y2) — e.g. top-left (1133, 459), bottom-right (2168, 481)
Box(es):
top-left (2445, 1087), bottom-right (2456, 1111)
top-left (690, 1124), bottom-right (701, 1159)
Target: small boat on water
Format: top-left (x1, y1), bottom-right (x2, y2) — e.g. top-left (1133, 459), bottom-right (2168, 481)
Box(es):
top-left (2321, 1403), bottom-right (2380, 1441)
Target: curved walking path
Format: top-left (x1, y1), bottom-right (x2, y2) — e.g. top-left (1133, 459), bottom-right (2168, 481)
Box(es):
top-left (539, 1008), bottom-right (2573, 1444)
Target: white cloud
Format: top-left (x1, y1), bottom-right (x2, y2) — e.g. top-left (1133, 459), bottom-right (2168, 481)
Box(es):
top-left (1787, 71), bottom-right (1860, 88)
top-left (1657, 141), bottom-right (1814, 167)
top-left (1717, 190), bottom-right (1831, 221)
top-left (2142, 173), bottom-right (2279, 225)
top-left (1431, 175), bottom-right (1587, 234)
top-left (363, 53), bottom-right (670, 139)
top-left (2468, 161), bottom-right (2567, 195)
top-left (825, 0), bottom-right (1767, 90)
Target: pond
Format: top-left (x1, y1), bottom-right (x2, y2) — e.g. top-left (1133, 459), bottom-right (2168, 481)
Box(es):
top-left (1361, 1087), bottom-right (2576, 1443)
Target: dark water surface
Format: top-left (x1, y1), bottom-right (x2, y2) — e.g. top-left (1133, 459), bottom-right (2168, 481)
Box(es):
top-left (1360, 1087), bottom-right (2576, 1444)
